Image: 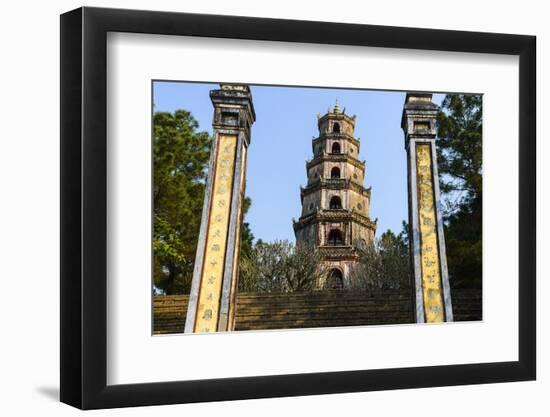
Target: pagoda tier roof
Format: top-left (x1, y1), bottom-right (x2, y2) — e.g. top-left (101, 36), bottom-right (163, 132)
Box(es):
top-left (300, 179), bottom-right (371, 199)
top-left (293, 209), bottom-right (377, 232)
top-left (317, 110), bottom-right (356, 125)
top-left (312, 132), bottom-right (360, 146)
top-left (306, 154), bottom-right (366, 171)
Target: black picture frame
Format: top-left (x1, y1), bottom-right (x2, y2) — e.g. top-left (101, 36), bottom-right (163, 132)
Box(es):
top-left (60, 6), bottom-right (536, 410)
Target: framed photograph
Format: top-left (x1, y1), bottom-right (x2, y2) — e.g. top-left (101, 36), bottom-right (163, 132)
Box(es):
top-left (60, 6), bottom-right (536, 409)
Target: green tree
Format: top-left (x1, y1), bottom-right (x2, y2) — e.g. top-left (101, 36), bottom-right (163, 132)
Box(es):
top-left (239, 240), bottom-right (325, 293)
top-left (437, 94), bottom-right (482, 201)
top-left (436, 94), bottom-right (482, 288)
top-left (235, 196), bottom-right (256, 291)
top-left (287, 243), bottom-right (328, 292)
top-left (350, 227), bottom-right (410, 291)
top-left (239, 196), bottom-right (254, 260)
top-left (153, 110), bottom-right (212, 294)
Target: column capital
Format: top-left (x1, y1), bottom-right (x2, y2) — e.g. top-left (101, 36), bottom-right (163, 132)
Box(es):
top-left (210, 84), bottom-right (256, 145)
top-left (401, 92), bottom-right (439, 149)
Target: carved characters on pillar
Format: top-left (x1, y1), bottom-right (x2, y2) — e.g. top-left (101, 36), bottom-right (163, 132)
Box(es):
top-left (194, 135), bottom-right (237, 333)
top-left (415, 143), bottom-right (445, 322)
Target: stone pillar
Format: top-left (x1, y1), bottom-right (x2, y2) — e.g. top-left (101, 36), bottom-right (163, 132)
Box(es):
top-left (402, 93), bottom-right (453, 323)
top-left (185, 84), bottom-right (255, 333)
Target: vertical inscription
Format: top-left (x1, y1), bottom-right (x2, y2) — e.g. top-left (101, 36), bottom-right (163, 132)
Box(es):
top-left (416, 144), bottom-right (445, 323)
top-left (194, 135), bottom-right (237, 332)
top-left (226, 146), bottom-right (247, 330)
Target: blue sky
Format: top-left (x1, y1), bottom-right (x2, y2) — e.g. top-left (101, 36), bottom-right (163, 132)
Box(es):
top-left (153, 81), bottom-right (444, 243)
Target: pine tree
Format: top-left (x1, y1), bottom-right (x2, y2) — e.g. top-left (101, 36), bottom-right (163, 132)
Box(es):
top-left (436, 94), bottom-right (483, 288)
top-left (153, 110), bottom-right (212, 294)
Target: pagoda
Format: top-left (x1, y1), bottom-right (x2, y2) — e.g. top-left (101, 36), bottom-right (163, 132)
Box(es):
top-left (293, 101), bottom-right (376, 289)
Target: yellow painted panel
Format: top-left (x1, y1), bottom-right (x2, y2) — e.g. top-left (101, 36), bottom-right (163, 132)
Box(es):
top-left (194, 135), bottom-right (237, 333)
top-left (416, 144), bottom-right (445, 323)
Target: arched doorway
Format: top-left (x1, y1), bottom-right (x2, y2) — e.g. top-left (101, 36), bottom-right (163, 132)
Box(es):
top-left (333, 122), bottom-right (340, 133)
top-left (327, 268), bottom-right (344, 290)
top-left (331, 166), bottom-right (340, 178)
top-left (331, 142), bottom-right (341, 154)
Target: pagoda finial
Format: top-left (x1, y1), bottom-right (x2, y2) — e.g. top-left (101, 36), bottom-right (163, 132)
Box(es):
top-left (333, 98), bottom-right (340, 113)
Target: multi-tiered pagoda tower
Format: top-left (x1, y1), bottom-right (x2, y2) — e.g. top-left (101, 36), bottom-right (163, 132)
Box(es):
top-left (293, 102), bottom-right (376, 289)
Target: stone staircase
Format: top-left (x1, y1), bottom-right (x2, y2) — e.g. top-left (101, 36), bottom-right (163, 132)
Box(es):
top-left (153, 289), bottom-right (481, 334)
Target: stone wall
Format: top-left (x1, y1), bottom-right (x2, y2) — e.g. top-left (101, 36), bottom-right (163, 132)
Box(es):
top-left (154, 289), bottom-right (481, 334)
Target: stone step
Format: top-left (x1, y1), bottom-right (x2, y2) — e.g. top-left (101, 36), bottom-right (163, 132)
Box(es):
top-left (236, 294), bottom-right (411, 302)
top-left (236, 319), bottom-right (414, 331)
top-left (236, 302), bottom-right (411, 310)
top-left (236, 307), bottom-right (413, 317)
top-left (152, 288), bottom-right (481, 334)
top-left (236, 312), bottom-right (413, 321)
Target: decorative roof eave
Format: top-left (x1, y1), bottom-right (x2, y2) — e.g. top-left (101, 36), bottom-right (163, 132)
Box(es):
top-left (293, 210), bottom-right (377, 232)
top-left (317, 111), bottom-right (356, 125)
top-left (306, 155), bottom-right (366, 171)
top-left (312, 133), bottom-right (360, 146)
top-left (300, 179), bottom-right (372, 198)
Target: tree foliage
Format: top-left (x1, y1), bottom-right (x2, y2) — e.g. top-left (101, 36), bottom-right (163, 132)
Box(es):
top-left (239, 196), bottom-right (254, 261)
top-left (349, 225), bottom-right (410, 291)
top-left (437, 94), bottom-right (482, 201)
top-left (239, 240), bottom-right (326, 293)
top-left (153, 108), bottom-right (256, 295)
top-left (436, 94), bottom-right (483, 288)
top-left (153, 110), bottom-right (212, 295)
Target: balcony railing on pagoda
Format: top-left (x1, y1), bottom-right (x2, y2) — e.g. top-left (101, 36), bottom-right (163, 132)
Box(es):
top-left (324, 241), bottom-right (347, 246)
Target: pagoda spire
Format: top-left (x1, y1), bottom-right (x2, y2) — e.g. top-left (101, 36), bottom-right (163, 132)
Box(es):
top-left (333, 98), bottom-right (340, 113)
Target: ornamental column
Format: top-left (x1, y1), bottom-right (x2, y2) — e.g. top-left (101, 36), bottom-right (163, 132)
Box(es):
top-left (185, 84), bottom-right (255, 333)
top-left (402, 93), bottom-right (453, 323)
